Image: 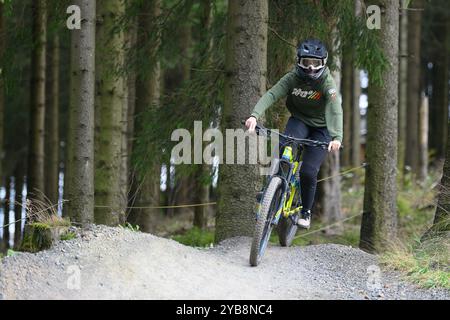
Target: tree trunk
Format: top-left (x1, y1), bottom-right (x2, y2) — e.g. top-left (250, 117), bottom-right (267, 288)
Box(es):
top-left (63, 1), bottom-right (79, 218)
top-left (14, 165), bottom-right (25, 250)
top-left (94, 0), bottom-right (126, 226)
top-left (0, 2), bottom-right (4, 186)
top-left (321, 153), bottom-right (343, 235)
top-left (341, 49), bottom-right (352, 168)
top-left (3, 176), bottom-right (10, 248)
top-left (405, 0), bottom-right (423, 179)
top-left (352, 67), bottom-right (361, 169)
top-left (351, 0), bottom-right (362, 172)
top-left (360, 0), bottom-right (399, 253)
top-left (398, 0), bottom-right (408, 180)
top-left (120, 98), bottom-right (129, 224)
top-left (418, 93), bottom-right (428, 181)
top-left (45, 34), bottom-right (60, 205)
top-left (28, 0), bottom-right (47, 201)
top-left (315, 35), bottom-right (342, 235)
top-left (429, 10), bottom-right (449, 165)
top-left (215, 0), bottom-right (268, 243)
top-left (128, 0), bottom-right (162, 232)
top-left (67, 0), bottom-right (95, 225)
top-left (423, 120), bottom-right (450, 237)
top-left (193, 164), bottom-right (210, 229)
top-left (172, 1), bottom-right (194, 218)
top-left (124, 13), bottom-right (138, 222)
top-left (193, 0), bottom-right (213, 230)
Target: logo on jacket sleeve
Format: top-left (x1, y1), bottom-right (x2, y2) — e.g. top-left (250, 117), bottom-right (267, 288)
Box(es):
top-left (328, 88), bottom-right (337, 100)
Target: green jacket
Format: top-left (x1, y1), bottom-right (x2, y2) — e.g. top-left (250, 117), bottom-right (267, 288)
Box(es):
top-left (251, 67), bottom-right (343, 142)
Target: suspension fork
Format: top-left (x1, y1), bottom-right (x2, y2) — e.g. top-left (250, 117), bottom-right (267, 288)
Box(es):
top-left (271, 177), bottom-right (289, 225)
top-left (283, 161), bottom-right (300, 217)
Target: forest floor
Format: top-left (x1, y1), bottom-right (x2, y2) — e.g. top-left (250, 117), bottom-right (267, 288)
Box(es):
top-left (0, 224), bottom-right (448, 300)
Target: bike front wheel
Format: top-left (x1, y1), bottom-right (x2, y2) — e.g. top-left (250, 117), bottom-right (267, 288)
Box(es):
top-left (249, 176), bottom-right (283, 266)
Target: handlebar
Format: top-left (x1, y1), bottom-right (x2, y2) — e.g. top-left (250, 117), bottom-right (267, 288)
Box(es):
top-left (240, 119), bottom-right (337, 150)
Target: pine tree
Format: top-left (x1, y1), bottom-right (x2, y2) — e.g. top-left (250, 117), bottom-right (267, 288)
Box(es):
top-left (27, 0), bottom-right (47, 201)
top-left (0, 1), bottom-right (4, 186)
top-left (13, 164), bottom-right (25, 249)
top-left (360, 0), bottom-right (399, 253)
top-left (215, 0), bottom-right (268, 243)
top-left (405, 0), bottom-right (423, 179)
top-left (351, 0), bottom-right (362, 171)
top-left (423, 120), bottom-right (450, 237)
top-left (193, 0), bottom-right (214, 230)
top-left (67, 0), bottom-right (96, 225)
top-left (317, 33), bottom-right (342, 235)
top-left (341, 48), bottom-right (352, 168)
top-left (45, 34), bottom-right (60, 205)
top-left (429, 0), bottom-right (449, 165)
top-left (398, 0), bottom-right (408, 179)
top-left (128, 0), bottom-right (162, 232)
top-left (94, 0), bottom-right (127, 226)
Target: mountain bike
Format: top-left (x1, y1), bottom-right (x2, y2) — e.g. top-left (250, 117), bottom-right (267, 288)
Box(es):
top-left (244, 121), bottom-right (329, 267)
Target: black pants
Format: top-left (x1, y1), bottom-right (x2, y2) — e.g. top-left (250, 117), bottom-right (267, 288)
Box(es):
top-left (281, 116), bottom-right (331, 212)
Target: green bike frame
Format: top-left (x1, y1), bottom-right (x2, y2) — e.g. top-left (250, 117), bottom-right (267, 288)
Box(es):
top-left (257, 147), bottom-right (303, 226)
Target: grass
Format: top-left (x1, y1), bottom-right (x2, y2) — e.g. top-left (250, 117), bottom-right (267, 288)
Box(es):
top-left (380, 235), bottom-right (449, 289)
top-left (0, 249), bottom-right (16, 260)
top-left (19, 196), bottom-right (72, 252)
top-left (120, 222), bottom-right (141, 232)
top-left (171, 227), bottom-right (215, 248)
top-left (7, 249), bottom-right (16, 257)
top-left (380, 171), bottom-right (449, 289)
top-left (60, 231), bottom-right (77, 241)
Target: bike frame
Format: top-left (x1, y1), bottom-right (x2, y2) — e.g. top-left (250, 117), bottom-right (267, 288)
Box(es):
top-left (262, 154), bottom-right (300, 226)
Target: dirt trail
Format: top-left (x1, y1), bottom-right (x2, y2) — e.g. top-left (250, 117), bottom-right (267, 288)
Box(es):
top-left (0, 225), bottom-right (448, 300)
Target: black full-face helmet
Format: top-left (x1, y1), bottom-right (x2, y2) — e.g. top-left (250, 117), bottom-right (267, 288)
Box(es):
top-left (296, 39), bottom-right (328, 80)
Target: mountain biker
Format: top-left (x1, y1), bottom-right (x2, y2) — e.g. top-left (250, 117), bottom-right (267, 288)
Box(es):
top-left (245, 38), bottom-right (343, 229)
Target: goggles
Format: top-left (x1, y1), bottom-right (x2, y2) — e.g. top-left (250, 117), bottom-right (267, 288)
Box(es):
top-left (298, 57), bottom-right (325, 70)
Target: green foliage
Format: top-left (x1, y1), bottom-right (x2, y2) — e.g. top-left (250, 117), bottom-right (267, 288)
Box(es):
top-left (380, 236), bottom-right (450, 289)
top-left (336, 0), bottom-right (388, 85)
top-left (120, 222), bottom-right (141, 232)
top-left (132, 0), bottom-right (390, 189)
top-left (60, 231), bottom-right (76, 241)
top-left (20, 211), bottom-right (71, 252)
top-left (268, 0), bottom-right (388, 86)
top-left (21, 223), bottom-right (52, 253)
top-left (172, 227), bottom-right (214, 248)
top-left (397, 195), bottom-right (413, 218)
top-left (132, 0), bottom-right (227, 181)
top-left (30, 223), bottom-right (52, 250)
top-left (2, 0), bottom-right (33, 160)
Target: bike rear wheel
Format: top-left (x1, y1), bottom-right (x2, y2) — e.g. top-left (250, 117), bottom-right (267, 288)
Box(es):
top-left (249, 177), bottom-right (283, 266)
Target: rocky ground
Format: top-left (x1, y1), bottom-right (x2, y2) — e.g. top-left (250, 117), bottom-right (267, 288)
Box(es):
top-left (0, 225), bottom-right (448, 300)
